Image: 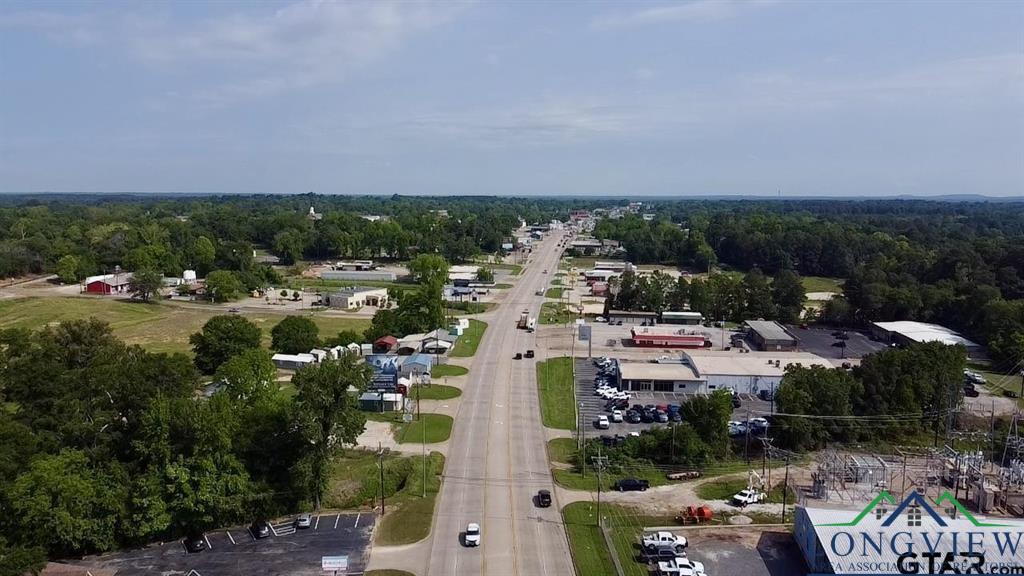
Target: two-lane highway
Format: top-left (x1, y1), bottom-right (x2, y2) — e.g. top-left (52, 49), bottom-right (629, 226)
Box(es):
top-left (426, 231), bottom-right (574, 576)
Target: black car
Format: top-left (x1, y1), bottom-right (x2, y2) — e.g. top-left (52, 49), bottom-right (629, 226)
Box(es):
top-left (626, 410), bottom-right (641, 423)
top-left (631, 404), bottom-right (644, 412)
top-left (525, 350), bottom-right (535, 358)
top-left (963, 386), bottom-right (980, 398)
top-left (615, 478), bottom-right (650, 492)
top-left (668, 411), bottom-right (683, 422)
top-left (514, 352), bottom-right (522, 360)
top-left (640, 410), bottom-right (654, 423)
top-left (732, 396), bottom-right (742, 408)
top-left (250, 520), bottom-right (271, 539)
top-left (184, 533), bottom-right (206, 553)
top-left (537, 489), bottom-right (552, 507)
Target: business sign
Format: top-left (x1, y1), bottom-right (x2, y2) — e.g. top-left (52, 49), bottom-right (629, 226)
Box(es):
top-left (578, 325), bottom-right (591, 342)
top-left (321, 555), bottom-right (348, 571)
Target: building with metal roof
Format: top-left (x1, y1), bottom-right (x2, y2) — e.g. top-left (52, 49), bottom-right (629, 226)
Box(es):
top-left (745, 320), bottom-right (798, 351)
top-left (870, 321), bottom-right (981, 355)
top-left (682, 350), bottom-right (832, 395)
top-left (618, 362), bottom-right (706, 393)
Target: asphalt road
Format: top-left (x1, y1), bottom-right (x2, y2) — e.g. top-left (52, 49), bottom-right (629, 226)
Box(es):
top-left (425, 232), bottom-right (574, 576)
top-left (77, 512), bottom-right (374, 576)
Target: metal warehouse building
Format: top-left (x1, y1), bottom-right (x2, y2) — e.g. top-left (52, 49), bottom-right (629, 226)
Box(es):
top-left (870, 320), bottom-right (982, 356)
top-left (631, 325), bottom-right (709, 348)
top-left (745, 320), bottom-right (798, 351)
top-left (618, 362), bottom-right (707, 393)
top-left (681, 351), bottom-right (832, 395)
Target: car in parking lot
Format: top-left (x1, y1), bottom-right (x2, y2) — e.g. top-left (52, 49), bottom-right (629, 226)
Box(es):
top-left (595, 415), bottom-right (610, 429)
top-left (640, 410), bottom-right (654, 423)
top-left (184, 533), bottom-right (206, 553)
top-left (615, 478), bottom-right (650, 492)
top-left (656, 411), bottom-right (669, 423)
top-left (626, 410), bottom-right (641, 423)
top-left (658, 556), bottom-right (707, 576)
top-left (250, 520), bottom-right (271, 539)
top-left (295, 513), bottom-right (312, 528)
top-left (668, 411), bottom-right (682, 422)
top-left (611, 409), bottom-right (624, 423)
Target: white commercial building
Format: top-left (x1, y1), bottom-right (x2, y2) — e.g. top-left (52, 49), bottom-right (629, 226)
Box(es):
top-left (870, 321), bottom-right (981, 355)
top-left (324, 287), bottom-right (389, 309)
top-left (618, 362), bottom-right (707, 394)
top-left (271, 353), bottom-right (317, 371)
top-left (682, 351), bottom-right (832, 395)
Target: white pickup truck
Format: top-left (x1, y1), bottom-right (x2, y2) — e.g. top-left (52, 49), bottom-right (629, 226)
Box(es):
top-left (731, 488), bottom-right (767, 507)
top-left (642, 531), bottom-right (688, 553)
top-left (657, 556), bottom-right (706, 576)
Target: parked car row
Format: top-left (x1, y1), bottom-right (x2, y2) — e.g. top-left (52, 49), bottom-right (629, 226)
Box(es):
top-left (641, 530), bottom-right (707, 575)
top-left (184, 513), bottom-right (313, 554)
top-left (727, 417), bottom-right (769, 437)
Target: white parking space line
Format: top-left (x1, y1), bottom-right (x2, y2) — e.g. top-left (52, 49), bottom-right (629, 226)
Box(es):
top-left (354, 513), bottom-right (361, 528)
top-left (204, 534), bottom-right (212, 550)
top-left (334, 514), bottom-right (340, 529)
top-left (314, 515), bottom-right (321, 530)
top-left (226, 531), bottom-right (236, 545)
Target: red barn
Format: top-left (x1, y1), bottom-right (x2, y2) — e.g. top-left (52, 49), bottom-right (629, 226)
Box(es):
top-left (84, 273), bottom-right (132, 295)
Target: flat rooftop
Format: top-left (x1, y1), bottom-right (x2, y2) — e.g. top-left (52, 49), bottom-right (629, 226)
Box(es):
top-left (333, 286), bottom-right (387, 296)
top-left (684, 351), bottom-right (830, 376)
top-left (632, 325), bottom-right (705, 337)
top-left (745, 320), bottom-right (796, 342)
top-left (619, 362), bottom-right (703, 381)
top-left (872, 320), bottom-right (980, 348)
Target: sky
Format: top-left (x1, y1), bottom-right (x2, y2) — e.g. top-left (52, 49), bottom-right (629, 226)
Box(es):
top-left (0, 0), bottom-right (1021, 197)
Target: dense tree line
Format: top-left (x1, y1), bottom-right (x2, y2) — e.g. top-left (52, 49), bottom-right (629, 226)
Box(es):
top-left (0, 316), bottom-right (370, 572)
top-left (774, 342), bottom-right (966, 451)
top-left (594, 200), bottom-right (1024, 367)
top-left (0, 194), bottom-right (595, 282)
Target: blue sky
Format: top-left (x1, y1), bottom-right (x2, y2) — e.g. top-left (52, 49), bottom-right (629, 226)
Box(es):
top-left (1, 0), bottom-right (1021, 197)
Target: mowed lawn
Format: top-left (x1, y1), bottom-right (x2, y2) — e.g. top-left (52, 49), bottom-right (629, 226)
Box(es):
top-left (0, 297), bottom-right (370, 355)
top-left (801, 276), bottom-right (844, 293)
top-left (562, 502), bottom-right (617, 576)
top-left (450, 319), bottom-right (487, 357)
top-left (430, 363), bottom-right (468, 378)
top-left (537, 357), bottom-right (576, 430)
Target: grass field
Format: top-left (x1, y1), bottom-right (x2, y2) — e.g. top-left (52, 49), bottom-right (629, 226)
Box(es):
top-left (365, 412), bottom-right (454, 443)
top-left (548, 437), bottom-right (577, 464)
top-left (546, 287), bottom-right (564, 299)
top-left (374, 452), bottom-right (445, 545)
top-left (430, 364), bottom-right (468, 378)
top-left (801, 276), bottom-right (844, 293)
top-left (537, 358), bottom-right (576, 430)
top-left (412, 384), bottom-right (462, 400)
top-left (540, 302), bottom-right (573, 325)
top-left (553, 464), bottom-right (671, 492)
top-left (284, 276), bottom-right (412, 292)
top-left (450, 319), bottom-right (486, 357)
top-left (695, 476), bottom-right (793, 504)
top-left (0, 297), bottom-right (371, 355)
top-left (493, 283), bottom-right (513, 289)
top-left (562, 502), bottom-right (618, 576)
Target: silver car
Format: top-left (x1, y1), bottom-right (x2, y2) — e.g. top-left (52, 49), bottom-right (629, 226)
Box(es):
top-left (295, 513), bottom-right (312, 529)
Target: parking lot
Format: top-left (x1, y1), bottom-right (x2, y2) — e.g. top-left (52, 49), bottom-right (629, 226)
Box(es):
top-left (76, 512), bottom-right (375, 576)
top-left (787, 325), bottom-right (886, 360)
top-left (683, 528), bottom-right (806, 576)
top-left (578, 357), bottom-right (781, 443)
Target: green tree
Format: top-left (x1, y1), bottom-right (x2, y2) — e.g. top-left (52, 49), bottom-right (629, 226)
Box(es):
top-left (291, 355), bottom-right (372, 507)
top-left (214, 348), bottom-right (278, 401)
top-left (189, 315), bottom-right (262, 374)
top-left (0, 537), bottom-right (45, 576)
top-left (8, 450), bottom-right (126, 555)
top-left (820, 295), bottom-right (851, 325)
top-left (271, 316), bottom-right (320, 354)
top-left (775, 365), bottom-right (861, 450)
top-left (55, 254), bottom-right (79, 284)
top-left (204, 270), bottom-right (244, 302)
top-left (408, 254), bottom-right (450, 286)
top-left (324, 329), bottom-right (365, 347)
top-left (772, 269), bottom-right (806, 324)
top-left (666, 276), bottom-right (689, 311)
top-left (476, 267), bottom-right (495, 282)
top-left (128, 268), bottom-right (164, 302)
top-left (191, 236), bottom-right (216, 276)
top-left (742, 269), bottom-right (776, 320)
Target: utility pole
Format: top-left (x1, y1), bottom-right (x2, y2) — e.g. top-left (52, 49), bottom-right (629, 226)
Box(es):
top-left (781, 458), bottom-right (791, 524)
top-left (592, 446), bottom-right (609, 528)
top-left (378, 442), bottom-right (386, 516)
top-left (744, 408), bottom-right (751, 463)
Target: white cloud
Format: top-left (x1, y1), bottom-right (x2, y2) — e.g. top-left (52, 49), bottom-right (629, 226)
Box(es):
top-left (0, 10), bottom-right (99, 45)
top-left (591, 0), bottom-right (775, 31)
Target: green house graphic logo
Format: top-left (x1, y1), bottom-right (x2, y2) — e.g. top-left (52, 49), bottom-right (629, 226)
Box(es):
top-left (819, 490), bottom-right (1011, 528)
